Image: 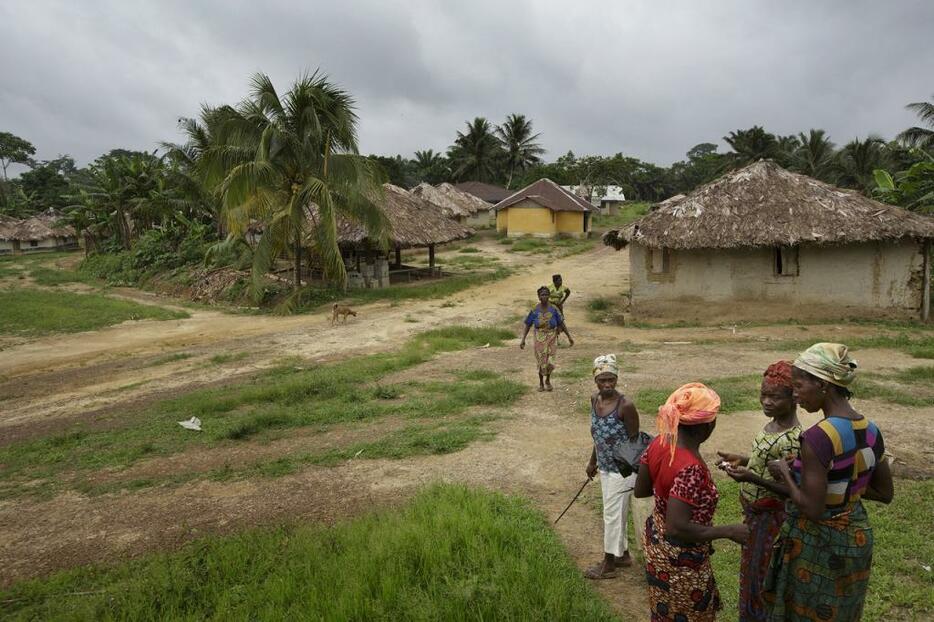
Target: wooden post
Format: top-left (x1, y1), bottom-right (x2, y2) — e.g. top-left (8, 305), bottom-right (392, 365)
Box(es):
top-left (428, 244), bottom-right (435, 269)
top-left (394, 247), bottom-right (401, 268)
top-left (923, 240), bottom-right (931, 322)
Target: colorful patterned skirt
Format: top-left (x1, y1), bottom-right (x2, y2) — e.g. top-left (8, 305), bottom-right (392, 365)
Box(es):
top-left (643, 512), bottom-right (722, 622)
top-left (739, 496), bottom-right (786, 622)
top-left (533, 327), bottom-right (558, 375)
top-left (763, 502), bottom-right (873, 621)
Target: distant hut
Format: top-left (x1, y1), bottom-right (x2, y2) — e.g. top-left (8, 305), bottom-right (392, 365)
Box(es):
top-left (604, 160), bottom-right (934, 320)
top-left (318, 184), bottom-right (473, 288)
top-left (591, 185), bottom-right (627, 215)
top-left (0, 209), bottom-right (78, 254)
top-left (412, 182), bottom-right (493, 228)
top-left (494, 178), bottom-right (594, 238)
top-left (454, 181), bottom-right (511, 205)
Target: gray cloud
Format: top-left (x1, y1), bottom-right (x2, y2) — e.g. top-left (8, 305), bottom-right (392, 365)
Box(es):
top-left (1, 0), bottom-right (931, 170)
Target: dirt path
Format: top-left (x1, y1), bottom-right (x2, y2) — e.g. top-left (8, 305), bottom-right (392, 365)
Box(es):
top-left (1, 241), bottom-right (931, 619)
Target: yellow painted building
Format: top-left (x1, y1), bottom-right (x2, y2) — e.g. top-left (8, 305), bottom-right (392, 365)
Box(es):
top-left (494, 179), bottom-right (592, 238)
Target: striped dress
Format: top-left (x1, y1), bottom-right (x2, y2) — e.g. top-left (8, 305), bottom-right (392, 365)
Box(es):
top-left (764, 416), bottom-right (885, 621)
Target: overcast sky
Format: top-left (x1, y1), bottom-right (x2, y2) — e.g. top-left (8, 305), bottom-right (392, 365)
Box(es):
top-left (2, 0), bottom-right (932, 172)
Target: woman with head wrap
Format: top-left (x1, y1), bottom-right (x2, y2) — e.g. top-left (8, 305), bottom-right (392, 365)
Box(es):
top-left (716, 361), bottom-right (802, 622)
top-left (519, 285), bottom-right (574, 391)
top-left (763, 343), bottom-right (894, 621)
top-left (583, 354), bottom-right (643, 579)
top-left (634, 383), bottom-right (749, 622)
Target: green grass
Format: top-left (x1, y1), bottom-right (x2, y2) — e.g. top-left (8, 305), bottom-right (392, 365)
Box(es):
top-left (633, 374), bottom-right (761, 414)
top-left (507, 236), bottom-right (595, 256)
top-left (587, 296), bottom-right (628, 324)
top-left (0, 485), bottom-right (617, 621)
top-left (144, 352), bottom-right (193, 367)
top-left (28, 267), bottom-right (93, 286)
top-left (458, 246), bottom-right (481, 253)
top-left (442, 254), bottom-right (501, 269)
top-left (591, 202), bottom-right (652, 231)
top-left (0, 289), bottom-right (188, 336)
top-left (208, 352), bottom-right (249, 365)
top-left (0, 326), bottom-right (522, 499)
top-left (711, 478), bottom-right (934, 621)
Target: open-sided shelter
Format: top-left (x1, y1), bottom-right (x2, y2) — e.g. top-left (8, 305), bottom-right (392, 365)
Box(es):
top-left (0, 209), bottom-right (78, 254)
top-left (604, 160), bottom-right (934, 320)
top-left (320, 184), bottom-right (473, 288)
top-left (494, 178), bottom-right (593, 238)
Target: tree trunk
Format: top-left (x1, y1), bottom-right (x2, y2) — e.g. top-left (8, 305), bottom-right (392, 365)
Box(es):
top-left (293, 233), bottom-right (302, 291)
top-left (394, 247), bottom-right (401, 268)
top-left (428, 244), bottom-right (435, 269)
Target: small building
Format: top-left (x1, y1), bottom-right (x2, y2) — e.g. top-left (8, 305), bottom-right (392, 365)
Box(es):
top-left (323, 184), bottom-right (474, 288)
top-left (591, 185), bottom-right (627, 215)
top-left (604, 160), bottom-right (934, 321)
top-left (454, 181), bottom-right (511, 205)
top-left (494, 178), bottom-right (593, 238)
top-left (410, 182), bottom-right (493, 228)
top-left (0, 209), bottom-right (78, 254)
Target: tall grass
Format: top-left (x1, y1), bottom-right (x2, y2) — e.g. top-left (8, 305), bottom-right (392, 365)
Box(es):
top-left (0, 289), bottom-right (188, 336)
top-left (0, 485), bottom-right (618, 621)
top-left (634, 375), bottom-right (761, 414)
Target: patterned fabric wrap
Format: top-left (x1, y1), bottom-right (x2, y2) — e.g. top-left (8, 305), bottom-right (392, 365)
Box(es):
top-left (548, 283), bottom-right (569, 307)
top-left (641, 439), bottom-right (722, 621)
top-left (741, 427), bottom-right (802, 503)
top-left (525, 305), bottom-right (562, 375)
top-left (593, 353), bottom-right (619, 377)
top-left (793, 343), bottom-right (858, 387)
top-left (591, 396), bottom-right (628, 473)
top-left (791, 417), bottom-right (884, 513)
top-left (763, 502), bottom-right (873, 621)
top-left (657, 383), bottom-right (720, 465)
top-left (739, 496), bottom-right (786, 622)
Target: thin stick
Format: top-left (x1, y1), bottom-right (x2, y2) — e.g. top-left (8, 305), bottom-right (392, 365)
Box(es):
top-left (554, 476), bottom-right (592, 524)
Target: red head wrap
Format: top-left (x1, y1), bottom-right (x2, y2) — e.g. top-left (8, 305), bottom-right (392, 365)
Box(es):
top-left (762, 360), bottom-right (793, 390)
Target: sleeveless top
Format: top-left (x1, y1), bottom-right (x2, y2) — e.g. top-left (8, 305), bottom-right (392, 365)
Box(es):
top-left (791, 416), bottom-right (885, 515)
top-left (591, 395), bottom-right (629, 473)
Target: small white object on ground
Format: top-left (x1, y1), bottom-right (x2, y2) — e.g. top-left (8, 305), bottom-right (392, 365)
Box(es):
top-left (178, 417), bottom-right (202, 431)
top-left (480, 343), bottom-right (490, 348)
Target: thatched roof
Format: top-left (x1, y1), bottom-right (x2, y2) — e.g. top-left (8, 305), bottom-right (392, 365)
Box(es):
top-left (0, 209), bottom-right (76, 241)
top-left (437, 183), bottom-right (491, 216)
top-left (454, 181), bottom-right (511, 204)
top-left (411, 183), bottom-right (472, 219)
top-left (495, 178), bottom-right (594, 213)
top-left (604, 161), bottom-right (934, 250)
top-left (316, 184), bottom-right (473, 249)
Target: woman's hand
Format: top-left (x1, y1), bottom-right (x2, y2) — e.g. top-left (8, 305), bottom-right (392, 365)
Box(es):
top-left (767, 458), bottom-right (791, 481)
top-left (724, 523), bottom-right (749, 545)
top-left (723, 464), bottom-right (754, 483)
top-left (716, 451), bottom-right (745, 468)
top-left (586, 460), bottom-right (598, 479)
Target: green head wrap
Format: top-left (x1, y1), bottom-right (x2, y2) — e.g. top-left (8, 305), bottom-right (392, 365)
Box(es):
top-left (793, 343), bottom-right (858, 387)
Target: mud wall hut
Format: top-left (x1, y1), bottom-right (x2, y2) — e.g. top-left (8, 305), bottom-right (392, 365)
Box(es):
top-left (411, 182), bottom-right (493, 228)
top-left (0, 209), bottom-right (78, 254)
top-left (604, 161), bottom-right (934, 320)
top-left (494, 178), bottom-right (593, 238)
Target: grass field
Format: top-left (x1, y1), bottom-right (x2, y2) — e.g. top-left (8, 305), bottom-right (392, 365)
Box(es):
top-left (0, 485), bottom-right (618, 621)
top-left (0, 326), bottom-right (523, 499)
top-left (0, 289), bottom-right (188, 336)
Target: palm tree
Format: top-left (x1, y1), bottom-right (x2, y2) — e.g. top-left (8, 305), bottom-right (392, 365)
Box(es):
top-left (897, 95), bottom-right (934, 149)
top-left (836, 136), bottom-right (886, 195)
top-left (412, 149), bottom-right (447, 184)
top-left (447, 117), bottom-right (503, 182)
top-left (204, 72), bottom-right (387, 294)
top-left (792, 129), bottom-right (837, 182)
top-left (496, 114), bottom-right (544, 189)
top-left (723, 126), bottom-right (779, 167)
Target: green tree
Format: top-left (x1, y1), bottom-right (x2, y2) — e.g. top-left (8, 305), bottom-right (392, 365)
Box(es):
top-left (204, 72), bottom-right (388, 293)
top-left (412, 149), bottom-right (448, 184)
top-left (496, 114), bottom-right (544, 189)
top-left (873, 149), bottom-right (934, 214)
top-left (447, 117), bottom-right (504, 182)
top-left (0, 131), bottom-right (36, 181)
top-left (723, 126), bottom-right (779, 167)
top-left (897, 95), bottom-right (934, 150)
top-left (791, 129), bottom-right (837, 182)
top-left (17, 156), bottom-right (77, 212)
top-left (837, 137), bottom-right (886, 195)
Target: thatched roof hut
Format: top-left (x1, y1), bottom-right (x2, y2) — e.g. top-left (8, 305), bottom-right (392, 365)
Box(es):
top-left (454, 181), bottom-right (511, 204)
top-left (604, 161), bottom-right (934, 320)
top-left (604, 161), bottom-right (934, 250)
top-left (411, 183), bottom-right (473, 220)
top-left (0, 209), bottom-right (77, 253)
top-left (327, 184), bottom-right (473, 249)
top-left (411, 182), bottom-right (493, 225)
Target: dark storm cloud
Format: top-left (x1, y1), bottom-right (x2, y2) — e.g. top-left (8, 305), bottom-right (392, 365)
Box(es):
top-left (1, 0), bottom-right (932, 169)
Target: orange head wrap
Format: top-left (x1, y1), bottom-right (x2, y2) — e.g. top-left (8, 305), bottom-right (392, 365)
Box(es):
top-left (762, 360), bottom-right (793, 390)
top-left (656, 382), bottom-right (721, 465)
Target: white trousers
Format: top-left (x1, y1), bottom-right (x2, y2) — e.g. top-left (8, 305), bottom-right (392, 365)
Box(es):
top-left (599, 469), bottom-right (651, 557)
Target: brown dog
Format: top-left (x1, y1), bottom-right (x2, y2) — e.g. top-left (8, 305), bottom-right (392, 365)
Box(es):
top-left (331, 304), bottom-right (357, 325)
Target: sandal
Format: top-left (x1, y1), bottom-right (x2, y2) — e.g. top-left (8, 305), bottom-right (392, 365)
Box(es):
top-left (537, 386), bottom-right (545, 392)
top-left (545, 383), bottom-right (553, 392)
top-left (615, 556), bottom-right (633, 568)
top-left (584, 565), bottom-right (619, 580)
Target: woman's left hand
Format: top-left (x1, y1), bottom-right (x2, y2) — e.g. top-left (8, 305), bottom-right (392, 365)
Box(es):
top-left (724, 464), bottom-right (753, 483)
top-left (767, 458), bottom-right (790, 480)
